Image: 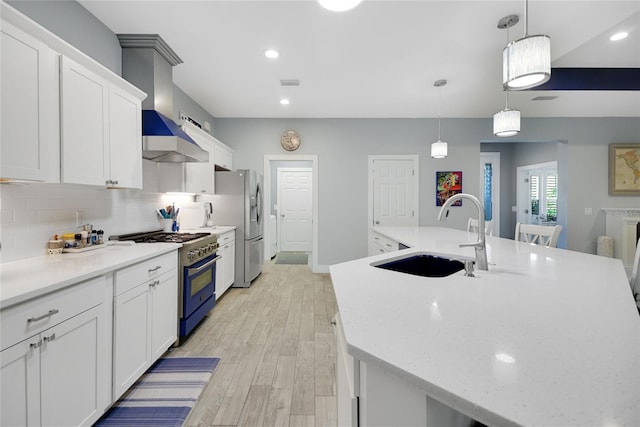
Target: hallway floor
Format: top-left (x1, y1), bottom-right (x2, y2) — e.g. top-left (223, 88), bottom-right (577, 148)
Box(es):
top-left (170, 264), bottom-right (338, 426)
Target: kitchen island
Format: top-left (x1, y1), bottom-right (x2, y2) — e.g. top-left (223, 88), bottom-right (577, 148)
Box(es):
top-left (330, 226), bottom-right (639, 427)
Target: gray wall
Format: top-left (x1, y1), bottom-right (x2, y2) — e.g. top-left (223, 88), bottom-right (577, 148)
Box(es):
top-left (8, 0), bottom-right (122, 74)
top-left (215, 117), bottom-right (640, 266)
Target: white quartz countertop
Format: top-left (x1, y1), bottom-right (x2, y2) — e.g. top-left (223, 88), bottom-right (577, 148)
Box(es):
top-left (330, 226), bottom-right (640, 427)
top-left (0, 242), bottom-right (181, 309)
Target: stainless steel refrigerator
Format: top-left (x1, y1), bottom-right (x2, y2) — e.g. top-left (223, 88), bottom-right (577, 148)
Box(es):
top-left (212, 170), bottom-right (264, 287)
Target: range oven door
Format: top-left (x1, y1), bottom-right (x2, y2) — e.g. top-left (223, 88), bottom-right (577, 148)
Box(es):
top-left (183, 253), bottom-right (220, 319)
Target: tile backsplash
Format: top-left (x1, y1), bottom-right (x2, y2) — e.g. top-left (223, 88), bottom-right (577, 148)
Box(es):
top-left (0, 183), bottom-right (194, 263)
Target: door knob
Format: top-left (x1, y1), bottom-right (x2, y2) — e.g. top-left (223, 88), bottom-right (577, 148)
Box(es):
top-left (375, 220), bottom-right (380, 225)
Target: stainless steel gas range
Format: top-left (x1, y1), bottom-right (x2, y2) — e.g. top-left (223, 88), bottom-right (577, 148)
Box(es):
top-left (110, 231), bottom-right (219, 340)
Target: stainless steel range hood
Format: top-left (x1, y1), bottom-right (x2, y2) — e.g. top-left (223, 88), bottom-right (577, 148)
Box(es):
top-left (118, 34), bottom-right (208, 163)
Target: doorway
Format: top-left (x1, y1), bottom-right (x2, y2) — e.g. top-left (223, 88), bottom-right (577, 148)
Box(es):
top-left (367, 155), bottom-right (419, 228)
top-left (480, 152), bottom-right (501, 237)
top-left (517, 161), bottom-right (558, 225)
top-left (263, 155), bottom-right (319, 272)
top-left (277, 167), bottom-right (313, 252)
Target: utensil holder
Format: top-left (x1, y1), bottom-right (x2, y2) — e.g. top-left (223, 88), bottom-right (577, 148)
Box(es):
top-left (162, 219), bottom-right (174, 232)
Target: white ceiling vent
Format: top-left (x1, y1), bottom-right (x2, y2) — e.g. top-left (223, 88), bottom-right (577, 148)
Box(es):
top-left (280, 79), bottom-right (301, 87)
top-left (531, 96), bottom-right (558, 101)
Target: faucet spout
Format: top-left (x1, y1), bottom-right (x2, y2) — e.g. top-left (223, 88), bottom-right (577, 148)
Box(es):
top-left (437, 193), bottom-right (488, 270)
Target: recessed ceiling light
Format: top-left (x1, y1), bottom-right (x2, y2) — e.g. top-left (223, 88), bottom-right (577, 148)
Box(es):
top-left (265, 49), bottom-right (279, 59)
top-left (610, 31), bottom-right (628, 41)
top-left (318, 0), bottom-right (362, 12)
top-left (280, 98), bottom-right (290, 105)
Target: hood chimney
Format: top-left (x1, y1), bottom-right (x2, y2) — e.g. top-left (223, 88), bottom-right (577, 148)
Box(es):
top-left (118, 34), bottom-right (207, 163)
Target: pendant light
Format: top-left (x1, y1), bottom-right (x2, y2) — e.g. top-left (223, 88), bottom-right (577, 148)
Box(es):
top-left (503, 0), bottom-right (551, 90)
top-left (494, 15), bottom-right (521, 137)
top-left (318, 0), bottom-right (362, 12)
top-left (430, 79), bottom-right (448, 159)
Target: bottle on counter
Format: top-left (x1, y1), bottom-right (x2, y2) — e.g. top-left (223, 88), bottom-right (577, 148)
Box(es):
top-left (74, 233), bottom-right (82, 248)
top-left (97, 230), bottom-right (104, 245)
top-left (91, 230), bottom-right (97, 245)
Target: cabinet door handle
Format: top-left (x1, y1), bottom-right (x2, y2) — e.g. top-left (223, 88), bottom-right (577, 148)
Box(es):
top-left (30, 340), bottom-right (42, 349)
top-left (43, 333), bottom-right (56, 342)
top-left (27, 309), bottom-right (59, 323)
top-left (148, 266), bottom-right (162, 273)
top-left (386, 243), bottom-right (392, 248)
top-left (149, 280), bottom-right (160, 288)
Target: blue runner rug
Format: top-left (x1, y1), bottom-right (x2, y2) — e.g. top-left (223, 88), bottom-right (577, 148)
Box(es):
top-left (94, 357), bottom-right (220, 427)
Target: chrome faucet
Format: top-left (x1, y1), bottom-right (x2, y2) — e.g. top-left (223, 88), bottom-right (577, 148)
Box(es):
top-left (437, 193), bottom-right (488, 271)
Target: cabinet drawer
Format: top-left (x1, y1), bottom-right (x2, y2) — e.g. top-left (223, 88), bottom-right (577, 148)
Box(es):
top-left (114, 251), bottom-right (177, 296)
top-left (371, 232), bottom-right (397, 252)
top-left (217, 230), bottom-right (235, 246)
top-left (0, 275), bottom-right (105, 351)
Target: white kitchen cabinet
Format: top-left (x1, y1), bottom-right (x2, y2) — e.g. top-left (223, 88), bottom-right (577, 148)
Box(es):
top-left (61, 56), bottom-right (143, 189)
top-left (108, 85), bottom-right (143, 189)
top-left (368, 230), bottom-right (399, 256)
top-left (113, 251), bottom-right (178, 399)
top-left (215, 230), bottom-right (235, 299)
top-left (183, 122), bottom-right (215, 194)
top-left (213, 140), bottom-right (233, 171)
top-left (0, 276), bottom-right (110, 427)
top-left (334, 313), bottom-right (359, 427)
top-left (0, 20), bottom-right (59, 182)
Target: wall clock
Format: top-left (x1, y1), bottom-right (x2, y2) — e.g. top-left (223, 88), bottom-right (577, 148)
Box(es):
top-left (281, 130), bottom-right (301, 151)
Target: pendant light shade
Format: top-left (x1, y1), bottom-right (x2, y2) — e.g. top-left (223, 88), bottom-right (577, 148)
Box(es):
top-left (502, 0), bottom-right (551, 90)
top-left (431, 141), bottom-right (448, 158)
top-left (430, 79), bottom-right (448, 159)
top-left (318, 0), bottom-right (362, 12)
top-left (493, 108), bottom-right (521, 137)
top-left (503, 35), bottom-right (551, 89)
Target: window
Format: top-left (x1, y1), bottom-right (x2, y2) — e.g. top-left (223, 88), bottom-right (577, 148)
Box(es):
top-left (529, 173), bottom-right (557, 223)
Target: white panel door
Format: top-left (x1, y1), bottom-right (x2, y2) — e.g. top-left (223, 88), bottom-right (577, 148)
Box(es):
top-left (40, 304), bottom-right (107, 427)
top-left (0, 337), bottom-right (40, 427)
top-left (109, 85), bottom-right (142, 189)
top-left (150, 270), bottom-right (178, 361)
top-left (278, 168), bottom-right (313, 252)
top-left (372, 159), bottom-right (417, 227)
top-left (1, 21), bottom-right (58, 182)
top-left (60, 56), bottom-right (109, 186)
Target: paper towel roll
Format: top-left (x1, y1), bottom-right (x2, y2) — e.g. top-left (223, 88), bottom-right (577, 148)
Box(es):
top-left (597, 235), bottom-right (613, 257)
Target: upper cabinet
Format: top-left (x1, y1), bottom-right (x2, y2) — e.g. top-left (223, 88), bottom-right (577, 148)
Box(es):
top-left (1, 20), bottom-right (59, 182)
top-left (0, 3), bottom-right (146, 187)
top-left (183, 122), bottom-right (215, 194)
top-left (153, 122), bottom-right (233, 194)
top-left (213, 141), bottom-right (233, 171)
top-left (60, 57), bottom-right (143, 188)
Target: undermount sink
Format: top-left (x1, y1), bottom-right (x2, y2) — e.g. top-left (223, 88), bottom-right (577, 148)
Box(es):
top-left (372, 253), bottom-right (465, 278)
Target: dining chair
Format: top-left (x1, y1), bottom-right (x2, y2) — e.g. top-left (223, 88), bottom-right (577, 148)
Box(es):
top-left (630, 237), bottom-right (640, 312)
top-left (467, 218), bottom-right (494, 236)
top-left (514, 222), bottom-right (562, 248)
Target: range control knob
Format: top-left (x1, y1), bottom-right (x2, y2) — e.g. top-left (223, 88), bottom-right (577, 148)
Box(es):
top-left (187, 251), bottom-right (195, 260)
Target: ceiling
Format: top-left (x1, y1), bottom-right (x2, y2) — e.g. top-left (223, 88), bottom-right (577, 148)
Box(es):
top-left (79, 0), bottom-right (640, 119)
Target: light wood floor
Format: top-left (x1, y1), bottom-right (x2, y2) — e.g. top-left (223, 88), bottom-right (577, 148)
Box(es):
top-left (170, 263), bottom-right (338, 427)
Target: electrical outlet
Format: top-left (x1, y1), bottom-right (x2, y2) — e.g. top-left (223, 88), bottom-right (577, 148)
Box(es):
top-left (584, 207), bottom-right (593, 215)
top-left (179, 111), bottom-right (189, 122)
top-left (204, 121), bottom-right (211, 131)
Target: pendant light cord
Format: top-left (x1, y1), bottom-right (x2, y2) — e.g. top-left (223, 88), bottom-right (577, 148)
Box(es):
top-left (438, 85), bottom-right (442, 140)
top-left (524, 0), bottom-right (529, 36)
top-left (505, 25), bottom-right (510, 109)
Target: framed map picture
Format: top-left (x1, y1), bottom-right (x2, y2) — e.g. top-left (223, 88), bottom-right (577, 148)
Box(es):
top-left (436, 171), bottom-right (462, 206)
top-left (609, 143), bottom-right (640, 195)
